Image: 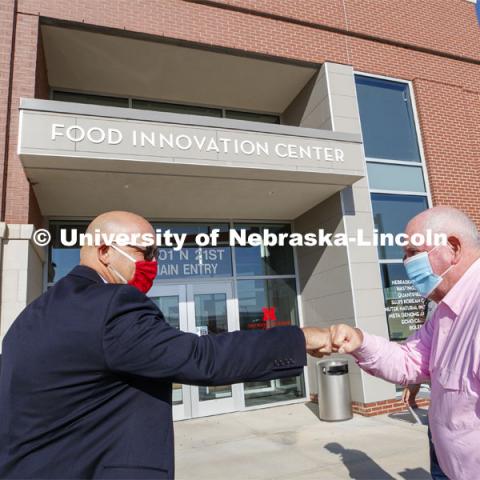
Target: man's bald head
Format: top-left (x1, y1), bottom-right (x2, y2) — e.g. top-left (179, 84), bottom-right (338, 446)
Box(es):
top-left (80, 211), bottom-right (154, 284)
top-left (404, 206), bottom-right (480, 302)
top-left (84, 211), bottom-right (154, 239)
top-left (406, 206), bottom-right (480, 249)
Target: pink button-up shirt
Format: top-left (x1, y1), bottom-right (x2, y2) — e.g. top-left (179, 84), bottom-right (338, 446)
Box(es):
top-left (353, 258), bottom-right (480, 480)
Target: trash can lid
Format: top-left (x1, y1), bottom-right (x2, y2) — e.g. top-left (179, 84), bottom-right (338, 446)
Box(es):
top-left (316, 359), bottom-right (348, 367)
top-left (317, 359), bottom-right (349, 375)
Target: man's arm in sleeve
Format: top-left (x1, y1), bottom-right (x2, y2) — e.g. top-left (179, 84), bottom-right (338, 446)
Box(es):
top-left (102, 285), bottom-right (307, 386)
top-left (350, 318), bottom-right (434, 385)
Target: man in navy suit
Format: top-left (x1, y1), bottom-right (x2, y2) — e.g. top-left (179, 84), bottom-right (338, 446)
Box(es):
top-left (0, 211), bottom-right (330, 479)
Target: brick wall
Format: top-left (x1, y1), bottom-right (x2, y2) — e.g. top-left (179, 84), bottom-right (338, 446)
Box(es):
top-left (198, 0), bottom-right (480, 61)
top-left (30, 22), bottom-right (48, 228)
top-left (351, 398), bottom-right (430, 417)
top-left (310, 392), bottom-right (430, 417)
top-left (414, 79), bottom-right (480, 226)
top-left (0, 0), bottom-right (16, 221)
top-left (5, 13), bottom-right (42, 226)
top-left (1, 0), bottom-right (477, 226)
top-left (0, 6), bottom-right (47, 229)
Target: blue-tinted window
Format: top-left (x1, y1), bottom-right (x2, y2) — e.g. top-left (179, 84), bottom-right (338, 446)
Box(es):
top-left (355, 75), bottom-right (421, 162)
top-left (49, 223), bottom-right (88, 282)
top-left (153, 223), bottom-right (232, 280)
top-left (367, 162), bottom-right (426, 192)
top-left (237, 278), bottom-right (304, 406)
top-left (234, 224), bottom-right (295, 276)
top-left (371, 193), bottom-right (428, 259)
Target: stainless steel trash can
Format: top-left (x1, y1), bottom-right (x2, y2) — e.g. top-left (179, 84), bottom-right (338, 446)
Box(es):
top-left (317, 359), bottom-right (352, 421)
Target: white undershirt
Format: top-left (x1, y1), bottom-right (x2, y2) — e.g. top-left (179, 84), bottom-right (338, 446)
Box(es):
top-left (98, 273), bottom-right (108, 283)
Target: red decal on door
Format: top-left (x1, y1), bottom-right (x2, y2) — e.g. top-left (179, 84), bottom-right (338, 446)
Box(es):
top-left (262, 307), bottom-right (277, 321)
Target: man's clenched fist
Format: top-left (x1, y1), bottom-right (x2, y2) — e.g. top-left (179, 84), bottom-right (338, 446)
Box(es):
top-left (301, 325), bottom-right (364, 358)
top-left (301, 327), bottom-right (332, 358)
top-left (329, 324), bottom-right (364, 354)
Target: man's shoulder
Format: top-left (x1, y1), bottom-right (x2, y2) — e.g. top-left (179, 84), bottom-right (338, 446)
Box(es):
top-left (51, 268), bottom-right (119, 300)
top-left (47, 269), bottom-right (157, 321)
top-left (14, 269), bottom-right (120, 329)
top-left (2, 273), bottom-right (122, 359)
top-left (104, 283), bottom-right (160, 319)
top-left (437, 259), bottom-right (480, 318)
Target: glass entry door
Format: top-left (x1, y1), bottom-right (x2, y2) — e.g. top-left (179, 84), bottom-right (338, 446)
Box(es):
top-left (187, 283), bottom-right (243, 417)
top-left (149, 282), bottom-right (242, 420)
top-left (150, 284), bottom-right (191, 420)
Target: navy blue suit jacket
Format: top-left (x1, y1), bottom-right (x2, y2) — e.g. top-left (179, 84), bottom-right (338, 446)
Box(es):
top-left (0, 265), bottom-right (306, 479)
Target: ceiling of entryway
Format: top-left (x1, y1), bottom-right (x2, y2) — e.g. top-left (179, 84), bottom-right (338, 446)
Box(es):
top-left (41, 25), bottom-right (317, 114)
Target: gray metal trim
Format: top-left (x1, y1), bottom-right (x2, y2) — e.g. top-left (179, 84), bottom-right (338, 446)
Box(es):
top-left (19, 98), bottom-right (362, 143)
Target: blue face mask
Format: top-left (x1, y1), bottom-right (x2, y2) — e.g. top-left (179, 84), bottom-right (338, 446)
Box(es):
top-left (403, 245), bottom-right (454, 298)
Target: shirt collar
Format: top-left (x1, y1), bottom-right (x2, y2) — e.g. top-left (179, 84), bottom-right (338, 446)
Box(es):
top-left (440, 257), bottom-right (480, 316)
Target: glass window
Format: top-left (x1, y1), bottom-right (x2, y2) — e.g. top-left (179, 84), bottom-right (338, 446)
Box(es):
top-left (367, 162), bottom-right (426, 193)
top-left (52, 91), bottom-right (281, 124)
top-left (153, 223), bottom-right (232, 279)
top-left (49, 223), bottom-right (88, 283)
top-left (132, 99), bottom-right (222, 118)
top-left (53, 91), bottom-right (129, 108)
top-left (380, 263), bottom-right (428, 341)
top-left (234, 223), bottom-right (295, 276)
top-left (193, 292), bottom-right (232, 401)
top-left (355, 75), bottom-right (421, 162)
top-left (225, 110), bottom-right (280, 124)
top-left (154, 294), bottom-right (183, 405)
top-left (371, 193), bottom-right (429, 260)
top-left (194, 293), bottom-right (228, 335)
top-left (237, 278), bottom-right (305, 406)
top-left (155, 296), bottom-right (180, 329)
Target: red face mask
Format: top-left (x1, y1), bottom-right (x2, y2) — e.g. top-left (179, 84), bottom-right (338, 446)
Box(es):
top-left (127, 259), bottom-right (158, 294)
top-left (109, 244), bottom-right (158, 294)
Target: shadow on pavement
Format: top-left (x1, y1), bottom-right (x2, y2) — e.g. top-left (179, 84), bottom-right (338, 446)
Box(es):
top-left (325, 442), bottom-right (431, 479)
top-left (388, 407), bottom-right (429, 426)
top-left (325, 442), bottom-right (395, 479)
top-left (304, 401), bottom-right (320, 419)
top-left (398, 467), bottom-right (431, 479)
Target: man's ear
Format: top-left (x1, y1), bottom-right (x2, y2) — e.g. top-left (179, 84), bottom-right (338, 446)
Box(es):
top-left (447, 236), bottom-right (461, 264)
top-left (97, 244), bottom-right (110, 264)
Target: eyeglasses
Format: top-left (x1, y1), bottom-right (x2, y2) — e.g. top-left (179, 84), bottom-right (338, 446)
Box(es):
top-left (134, 245), bottom-right (160, 262)
top-left (120, 244), bottom-right (160, 262)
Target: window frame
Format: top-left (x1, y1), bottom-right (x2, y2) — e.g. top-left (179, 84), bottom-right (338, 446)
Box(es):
top-left (370, 191), bottom-right (430, 262)
top-left (50, 88), bottom-right (281, 122)
top-left (355, 72), bottom-right (434, 344)
top-left (354, 71), bottom-right (433, 248)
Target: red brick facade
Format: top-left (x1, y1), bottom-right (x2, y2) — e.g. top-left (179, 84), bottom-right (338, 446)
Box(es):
top-left (0, 1), bottom-right (478, 414)
top-left (0, 0), bottom-right (16, 223)
top-left (1, 0), bottom-right (478, 227)
top-left (311, 393), bottom-right (430, 417)
top-left (351, 398), bottom-right (430, 417)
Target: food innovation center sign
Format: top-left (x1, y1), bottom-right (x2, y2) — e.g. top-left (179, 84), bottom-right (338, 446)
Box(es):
top-left (19, 104), bottom-right (365, 177)
top-left (50, 123), bottom-right (347, 163)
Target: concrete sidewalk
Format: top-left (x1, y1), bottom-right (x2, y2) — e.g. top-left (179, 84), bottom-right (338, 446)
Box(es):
top-left (175, 403), bottom-right (430, 480)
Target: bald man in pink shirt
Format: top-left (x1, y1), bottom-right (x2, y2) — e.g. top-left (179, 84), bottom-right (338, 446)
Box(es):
top-left (329, 206), bottom-right (480, 480)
